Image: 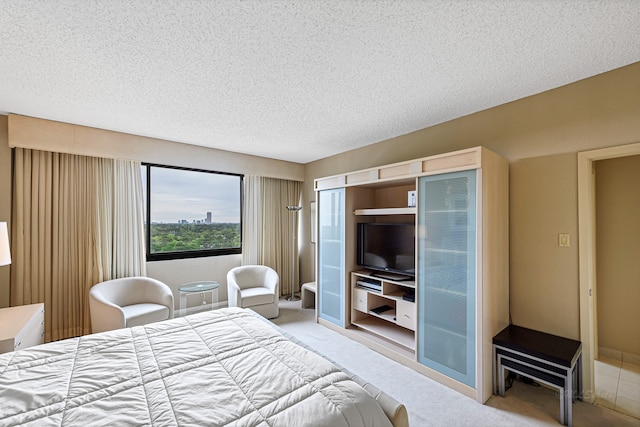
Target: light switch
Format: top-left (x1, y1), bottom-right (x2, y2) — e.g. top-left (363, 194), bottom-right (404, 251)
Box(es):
top-left (558, 233), bottom-right (570, 247)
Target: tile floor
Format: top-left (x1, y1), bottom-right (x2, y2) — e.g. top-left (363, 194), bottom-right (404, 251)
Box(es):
top-left (594, 350), bottom-right (640, 420)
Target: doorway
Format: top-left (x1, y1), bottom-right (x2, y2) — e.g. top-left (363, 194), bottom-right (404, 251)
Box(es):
top-left (578, 142), bottom-right (640, 418)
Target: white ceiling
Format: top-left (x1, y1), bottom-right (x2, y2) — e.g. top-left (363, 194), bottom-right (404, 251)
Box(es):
top-left (0, 1), bottom-right (638, 164)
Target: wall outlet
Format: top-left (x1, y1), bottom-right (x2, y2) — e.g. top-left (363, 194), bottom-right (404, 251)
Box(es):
top-left (558, 233), bottom-right (571, 247)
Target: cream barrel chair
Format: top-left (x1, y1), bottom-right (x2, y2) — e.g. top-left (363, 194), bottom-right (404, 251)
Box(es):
top-left (227, 265), bottom-right (279, 318)
top-left (89, 276), bottom-right (174, 333)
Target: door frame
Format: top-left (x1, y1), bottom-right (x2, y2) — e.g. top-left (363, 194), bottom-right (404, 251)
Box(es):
top-left (578, 142), bottom-right (640, 402)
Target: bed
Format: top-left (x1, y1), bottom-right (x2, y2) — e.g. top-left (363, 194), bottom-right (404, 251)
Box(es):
top-left (0, 307), bottom-right (407, 426)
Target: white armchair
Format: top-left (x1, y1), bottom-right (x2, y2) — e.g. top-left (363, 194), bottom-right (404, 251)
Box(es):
top-left (227, 265), bottom-right (279, 318)
top-left (89, 276), bottom-right (174, 333)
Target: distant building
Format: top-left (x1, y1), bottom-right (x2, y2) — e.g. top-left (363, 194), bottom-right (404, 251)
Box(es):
top-left (206, 212), bottom-right (212, 224)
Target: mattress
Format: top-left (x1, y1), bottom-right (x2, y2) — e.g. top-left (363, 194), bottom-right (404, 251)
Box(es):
top-left (0, 307), bottom-right (397, 427)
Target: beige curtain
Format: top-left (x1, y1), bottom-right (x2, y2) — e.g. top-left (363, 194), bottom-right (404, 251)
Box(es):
top-left (242, 175), bottom-right (263, 266)
top-left (11, 148), bottom-right (146, 341)
top-left (242, 175), bottom-right (302, 296)
top-left (97, 160), bottom-right (147, 279)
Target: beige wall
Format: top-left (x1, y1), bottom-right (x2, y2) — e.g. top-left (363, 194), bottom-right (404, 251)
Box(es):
top-left (0, 116), bottom-right (10, 307)
top-left (147, 254), bottom-right (242, 309)
top-left (595, 155), bottom-right (640, 356)
top-left (301, 61), bottom-right (640, 341)
top-left (0, 114), bottom-right (304, 308)
top-left (2, 61), bottom-right (640, 336)
top-left (8, 114), bottom-right (304, 181)
top-left (509, 154), bottom-right (579, 338)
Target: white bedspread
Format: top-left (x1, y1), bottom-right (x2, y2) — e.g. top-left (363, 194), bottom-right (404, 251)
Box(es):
top-left (0, 308), bottom-right (392, 427)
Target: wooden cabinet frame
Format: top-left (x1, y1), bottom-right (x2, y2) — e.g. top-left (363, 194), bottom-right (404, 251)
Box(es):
top-left (314, 146), bottom-right (509, 403)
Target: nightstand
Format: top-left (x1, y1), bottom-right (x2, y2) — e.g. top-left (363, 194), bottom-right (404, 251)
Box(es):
top-left (0, 303), bottom-right (45, 353)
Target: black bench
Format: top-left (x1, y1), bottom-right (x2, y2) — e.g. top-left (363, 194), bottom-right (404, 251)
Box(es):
top-left (493, 324), bottom-right (582, 426)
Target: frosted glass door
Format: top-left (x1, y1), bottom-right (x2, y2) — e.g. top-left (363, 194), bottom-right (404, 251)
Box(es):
top-left (317, 188), bottom-right (345, 327)
top-left (417, 170), bottom-right (476, 387)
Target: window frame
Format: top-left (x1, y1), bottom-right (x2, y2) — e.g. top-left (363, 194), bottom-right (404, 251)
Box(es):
top-left (142, 163), bottom-right (243, 261)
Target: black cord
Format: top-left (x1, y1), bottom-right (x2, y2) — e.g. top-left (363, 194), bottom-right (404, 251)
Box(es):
top-left (519, 375), bottom-right (540, 387)
top-left (505, 372), bottom-right (515, 391)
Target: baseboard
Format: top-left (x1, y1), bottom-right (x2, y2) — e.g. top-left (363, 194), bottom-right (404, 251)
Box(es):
top-left (598, 346), bottom-right (640, 366)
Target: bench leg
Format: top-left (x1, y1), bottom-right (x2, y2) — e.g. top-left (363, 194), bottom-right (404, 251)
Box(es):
top-left (301, 286), bottom-right (316, 309)
top-left (498, 356), bottom-right (506, 397)
top-left (576, 354), bottom-right (583, 401)
top-left (559, 384), bottom-right (566, 426)
top-left (493, 345), bottom-right (498, 395)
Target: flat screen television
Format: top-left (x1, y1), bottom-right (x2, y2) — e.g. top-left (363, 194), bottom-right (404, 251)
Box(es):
top-left (356, 222), bottom-right (415, 279)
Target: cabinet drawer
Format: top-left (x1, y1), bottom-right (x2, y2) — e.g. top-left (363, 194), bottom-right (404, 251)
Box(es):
top-left (353, 288), bottom-right (368, 312)
top-left (396, 300), bottom-right (416, 331)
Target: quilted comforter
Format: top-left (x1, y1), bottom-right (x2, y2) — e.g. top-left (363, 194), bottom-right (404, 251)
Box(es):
top-left (0, 307), bottom-right (393, 427)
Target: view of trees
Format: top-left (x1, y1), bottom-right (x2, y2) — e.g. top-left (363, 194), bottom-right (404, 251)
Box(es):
top-left (150, 223), bottom-right (241, 253)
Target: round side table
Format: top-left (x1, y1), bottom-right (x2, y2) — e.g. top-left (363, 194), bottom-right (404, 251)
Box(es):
top-left (178, 281), bottom-right (220, 317)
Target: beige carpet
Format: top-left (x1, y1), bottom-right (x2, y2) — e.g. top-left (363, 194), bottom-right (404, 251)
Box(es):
top-left (271, 299), bottom-right (640, 427)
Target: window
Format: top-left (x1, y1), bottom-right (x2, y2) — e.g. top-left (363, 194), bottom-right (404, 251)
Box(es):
top-left (141, 164), bottom-right (242, 261)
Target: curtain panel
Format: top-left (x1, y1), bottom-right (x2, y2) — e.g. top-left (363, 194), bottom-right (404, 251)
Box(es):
top-left (11, 148), bottom-right (146, 341)
top-left (242, 176), bottom-right (302, 297)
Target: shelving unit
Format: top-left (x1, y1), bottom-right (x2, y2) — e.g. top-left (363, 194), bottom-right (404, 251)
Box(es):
top-left (351, 271), bottom-right (416, 351)
top-left (352, 317), bottom-right (415, 349)
top-left (353, 207), bottom-right (416, 216)
top-left (315, 146), bottom-right (509, 403)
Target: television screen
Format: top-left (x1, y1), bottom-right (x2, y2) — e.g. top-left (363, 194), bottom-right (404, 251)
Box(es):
top-left (357, 223), bottom-right (415, 279)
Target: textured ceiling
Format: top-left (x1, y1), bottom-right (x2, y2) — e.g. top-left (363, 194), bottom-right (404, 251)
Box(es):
top-left (0, 1), bottom-right (639, 164)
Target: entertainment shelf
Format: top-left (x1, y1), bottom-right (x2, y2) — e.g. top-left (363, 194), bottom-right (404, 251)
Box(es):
top-left (315, 146), bottom-right (509, 404)
top-left (353, 207), bottom-right (416, 216)
top-left (351, 271), bottom-right (416, 351)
